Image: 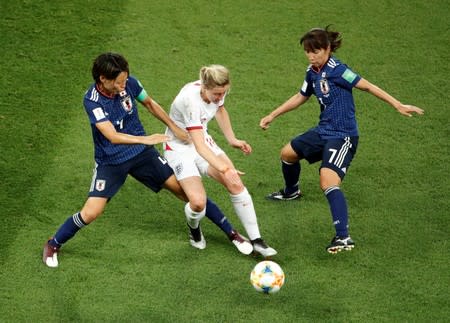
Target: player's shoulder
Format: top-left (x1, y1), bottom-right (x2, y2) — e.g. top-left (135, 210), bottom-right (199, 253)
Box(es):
top-left (177, 81), bottom-right (200, 98)
top-left (127, 75), bottom-right (139, 84)
top-left (327, 57), bottom-right (353, 78)
top-left (184, 80), bottom-right (201, 91)
top-left (84, 83), bottom-right (101, 104)
top-left (326, 57), bottom-right (345, 70)
top-left (126, 75), bottom-right (142, 91)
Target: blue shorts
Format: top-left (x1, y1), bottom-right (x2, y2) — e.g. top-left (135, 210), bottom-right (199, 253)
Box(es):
top-left (88, 146), bottom-right (174, 198)
top-left (290, 129), bottom-right (358, 179)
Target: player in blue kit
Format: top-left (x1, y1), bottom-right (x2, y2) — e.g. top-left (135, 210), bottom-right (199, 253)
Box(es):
top-left (42, 53), bottom-right (252, 268)
top-left (260, 26), bottom-right (424, 254)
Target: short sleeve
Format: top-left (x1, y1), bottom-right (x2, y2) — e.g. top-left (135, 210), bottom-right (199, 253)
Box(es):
top-left (334, 65), bottom-right (361, 89)
top-left (84, 88), bottom-right (107, 125)
top-left (300, 72), bottom-right (314, 97)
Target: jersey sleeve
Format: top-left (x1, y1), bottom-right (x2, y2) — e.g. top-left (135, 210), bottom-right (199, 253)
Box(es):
top-left (137, 88), bottom-right (148, 102)
top-left (84, 89), bottom-right (107, 125)
top-left (300, 70), bottom-right (314, 97)
top-left (131, 77), bottom-right (149, 102)
top-left (183, 94), bottom-right (203, 131)
top-left (334, 64), bottom-right (361, 89)
top-left (126, 76), bottom-right (145, 99)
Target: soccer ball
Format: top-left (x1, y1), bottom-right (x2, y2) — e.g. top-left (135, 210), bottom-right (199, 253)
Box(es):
top-left (250, 260), bottom-right (285, 294)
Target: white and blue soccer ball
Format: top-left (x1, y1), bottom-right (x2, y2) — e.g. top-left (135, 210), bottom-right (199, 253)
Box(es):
top-left (250, 260), bottom-right (285, 294)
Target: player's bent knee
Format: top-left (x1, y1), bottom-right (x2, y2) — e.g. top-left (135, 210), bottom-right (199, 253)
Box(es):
top-left (319, 169), bottom-right (341, 191)
top-left (280, 145), bottom-right (299, 163)
top-left (80, 210), bottom-right (102, 224)
top-left (188, 198), bottom-right (206, 213)
top-left (184, 202), bottom-right (206, 220)
top-left (226, 181), bottom-right (245, 195)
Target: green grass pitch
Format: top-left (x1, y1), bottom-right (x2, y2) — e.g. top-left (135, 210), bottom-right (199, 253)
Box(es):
top-left (0, 0), bottom-right (448, 322)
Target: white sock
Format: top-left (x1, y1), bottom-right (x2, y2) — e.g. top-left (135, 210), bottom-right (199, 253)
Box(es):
top-left (184, 203), bottom-right (206, 229)
top-left (230, 187), bottom-right (261, 240)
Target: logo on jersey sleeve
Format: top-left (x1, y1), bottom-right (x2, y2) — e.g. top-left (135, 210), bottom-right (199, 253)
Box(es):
top-left (301, 80), bottom-right (308, 93)
top-left (93, 107), bottom-right (106, 121)
top-left (342, 69), bottom-right (357, 83)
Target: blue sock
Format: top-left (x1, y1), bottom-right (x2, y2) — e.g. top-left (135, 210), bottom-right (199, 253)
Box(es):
top-left (324, 187), bottom-right (349, 237)
top-left (50, 212), bottom-right (87, 247)
top-left (281, 160), bottom-right (300, 195)
top-left (205, 198), bottom-right (233, 236)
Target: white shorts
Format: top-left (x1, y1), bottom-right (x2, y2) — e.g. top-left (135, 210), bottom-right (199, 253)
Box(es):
top-left (164, 135), bottom-right (225, 181)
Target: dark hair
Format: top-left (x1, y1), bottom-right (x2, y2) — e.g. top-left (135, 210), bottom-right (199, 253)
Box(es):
top-left (91, 52), bottom-right (129, 83)
top-left (300, 25), bottom-right (342, 53)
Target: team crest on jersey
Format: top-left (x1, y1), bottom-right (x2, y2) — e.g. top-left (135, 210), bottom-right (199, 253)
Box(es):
top-left (95, 179), bottom-right (106, 191)
top-left (120, 95), bottom-right (133, 113)
top-left (319, 79), bottom-right (330, 94)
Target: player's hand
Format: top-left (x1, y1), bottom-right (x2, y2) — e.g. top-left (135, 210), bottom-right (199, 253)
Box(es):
top-left (171, 126), bottom-right (191, 143)
top-left (143, 134), bottom-right (171, 145)
top-left (259, 115), bottom-right (273, 130)
top-left (396, 104), bottom-right (424, 117)
top-left (230, 139), bottom-right (252, 155)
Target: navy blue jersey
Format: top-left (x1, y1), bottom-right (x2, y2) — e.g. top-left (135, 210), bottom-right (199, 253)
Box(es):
top-left (300, 57), bottom-right (361, 139)
top-left (84, 76), bottom-right (147, 165)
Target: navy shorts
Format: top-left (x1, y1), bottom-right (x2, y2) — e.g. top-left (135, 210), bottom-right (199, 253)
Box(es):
top-left (88, 146), bottom-right (174, 198)
top-left (290, 129), bottom-right (358, 179)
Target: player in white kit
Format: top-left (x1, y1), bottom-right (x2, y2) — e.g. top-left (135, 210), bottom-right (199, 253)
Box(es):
top-left (164, 64), bottom-right (277, 257)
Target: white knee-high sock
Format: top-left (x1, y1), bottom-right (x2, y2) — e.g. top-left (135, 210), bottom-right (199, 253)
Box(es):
top-left (184, 203), bottom-right (206, 229)
top-left (230, 187), bottom-right (261, 240)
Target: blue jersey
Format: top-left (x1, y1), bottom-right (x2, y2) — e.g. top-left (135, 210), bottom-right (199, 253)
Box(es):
top-left (84, 76), bottom-right (147, 165)
top-left (300, 57), bottom-right (361, 139)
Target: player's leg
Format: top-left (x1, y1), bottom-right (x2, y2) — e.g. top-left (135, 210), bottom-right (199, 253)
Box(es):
top-left (50, 197), bottom-right (107, 244)
top-left (281, 143), bottom-right (302, 196)
top-left (165, 173), bottom-right (251, 253)
top-left (43, 197), bottom-right (108, 268)
top-left (266, 139), bottom-right (304, 201)
top-left (177, 176), bottom-right (207, 249)
top-left (207, 155), bottom-right (277, 257)
top-left (267, 130), bottom-right (325, 201)
top-left (203, 198), bottom-right (253, 255)
top-left (164, 147), bottom-right (251, 252)
top-left (166, 174), bottom-right (252, 254)
top-left (321, 137), bottom-right (358, 254)
top-left (43, 162), bottom-right (127, 268)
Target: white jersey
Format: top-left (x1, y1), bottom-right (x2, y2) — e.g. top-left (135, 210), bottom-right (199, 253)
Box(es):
top-left (164, 81), bottom-right (226, 153)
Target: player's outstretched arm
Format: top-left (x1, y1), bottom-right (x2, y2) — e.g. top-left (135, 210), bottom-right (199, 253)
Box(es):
top-left (260, 93), bottom-right (309, 130)
top-left (215, 107), bottom-right (252, 155)
top-left (140, 96), bottom-right (190, 141)
top-left (355, 78), bottom-right (424, 117)
top-left (96, 120), bottom-right (170, 145)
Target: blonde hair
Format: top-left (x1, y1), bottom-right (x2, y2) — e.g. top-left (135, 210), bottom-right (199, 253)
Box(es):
top-left (199, 65), bottom-right (230, 89)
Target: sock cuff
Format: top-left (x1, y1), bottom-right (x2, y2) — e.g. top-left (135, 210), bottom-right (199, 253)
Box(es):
top-left (230, 187), bottom-right (249, 201)
top-left (73, 212), bottom-right (86, 228)
top-left (281, 159), bottom-right (296, 165)
top-left (324, 186), bottom-right (340, 196)
top-left (185, 202), bottom-right (206, 216)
